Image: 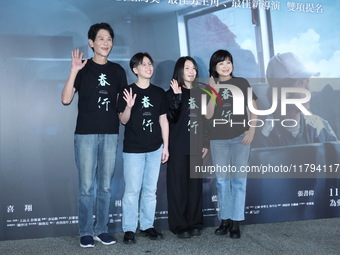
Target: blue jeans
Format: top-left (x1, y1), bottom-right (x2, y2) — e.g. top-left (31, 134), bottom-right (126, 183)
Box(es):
top-left (122, 146), bottom-right (162, 232)
top-left (210, 134), bottom-right (250, 221)
top-left (74, 134), bottom-right (118, 237)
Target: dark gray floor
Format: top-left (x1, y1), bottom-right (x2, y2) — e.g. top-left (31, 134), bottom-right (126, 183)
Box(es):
top-left (1, 218), bottom-right (340, 255)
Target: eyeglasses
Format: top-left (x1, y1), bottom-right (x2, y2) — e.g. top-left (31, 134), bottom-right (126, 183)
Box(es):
top-left (139, 62), bottom-right (153, 67)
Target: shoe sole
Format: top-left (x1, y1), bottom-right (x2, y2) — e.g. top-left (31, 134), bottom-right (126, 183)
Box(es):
top-left (191, 233), bottom-right (201, 236)
top-left (141, 232), bottom-right (163, 240)
top-left (230, 234), bottom-right (241, 239)
top-left (190, 230), bottom-right (201, 236)
top-left (123, 239), bottom-right (136, 244)
top-left (215, 231), bottom-right (228, 235)
top-left (148, 236), bottom-right (163, 240)
top-left (93, 236), bottom-right (117, 245)
top-left (80, 244), bottom-right (95, 248)
top-left (142, 234), bottom-right (163, 240)
top-left (177, 235), bottom-right (191, 239)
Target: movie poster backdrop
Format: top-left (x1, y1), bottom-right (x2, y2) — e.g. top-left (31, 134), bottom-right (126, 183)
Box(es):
top-left (1, 0), bottom-right (339, 240)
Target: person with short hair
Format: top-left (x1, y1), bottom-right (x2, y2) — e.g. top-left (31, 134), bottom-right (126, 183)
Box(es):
top-left (118, 52), bottom-right (169, 244)
top-left (61, 22), bottom-right (127, 248)
top-left (206, 49), bottom-right (258, 239)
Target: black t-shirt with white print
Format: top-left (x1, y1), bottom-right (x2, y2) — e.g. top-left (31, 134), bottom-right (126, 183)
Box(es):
top-left (209, 77), bottom-right (257, 140)
top-left (166, 87), bottom-right (209, 156)
top-left (74, 58), bottom-right (127, 134)
top-left (118, 83), bottom-right (167, 153)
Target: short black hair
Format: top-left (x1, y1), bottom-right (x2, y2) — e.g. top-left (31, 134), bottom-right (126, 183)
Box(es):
top-left (88, 22), bottom-right (114, 42)
top-left (129, 52), bottom-right (154, 76)
top-left (172, 56), bottom-right (198, 88)
top-left (209, 49), bottom-right (234, 78)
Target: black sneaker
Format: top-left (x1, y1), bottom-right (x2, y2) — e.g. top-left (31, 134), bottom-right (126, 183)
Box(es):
top-left (94, 233), bottom-right (117, 245)
top-left (80, 235), bottom-right (95, 248)
top-left (229, 220), bottom-right (241, 239)
top-left (190, 228), bottom-right (201, 236)
top-left (177, 231), bottom-right (192, 239)
top-left (215, 219), bottom-right (230, 235)
top-left (140, 228), bottom-right (163, 240)
top-left (123, 231), bottom-right (136, 244)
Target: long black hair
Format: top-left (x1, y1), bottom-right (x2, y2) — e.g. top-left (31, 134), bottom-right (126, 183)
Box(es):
top-left (172, 56), bottom-right (198, 88)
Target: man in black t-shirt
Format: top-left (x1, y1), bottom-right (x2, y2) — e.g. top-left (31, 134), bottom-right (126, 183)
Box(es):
top-left (61, 23), bottom-right (127, 248)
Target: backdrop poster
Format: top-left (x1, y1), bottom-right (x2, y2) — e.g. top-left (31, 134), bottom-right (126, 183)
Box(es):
top-left (1, 0), bottom-right (340, 240)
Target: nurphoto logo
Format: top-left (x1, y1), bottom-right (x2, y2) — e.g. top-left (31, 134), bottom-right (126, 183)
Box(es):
top-left (198, 82), bottom-right (312, 128)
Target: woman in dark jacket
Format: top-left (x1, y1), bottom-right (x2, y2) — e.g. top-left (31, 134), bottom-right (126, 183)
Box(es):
top-left (166, 56), bottom-right (209, 239)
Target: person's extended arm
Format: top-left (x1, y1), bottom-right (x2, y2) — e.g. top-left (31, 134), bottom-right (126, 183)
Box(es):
top-left (205, 76), bottom-right (220, 120)
top-left (159, 114), bottom-right (169, 164)
top-left (243, 99), bottom-right (258, 145)
top-left (119, 88), bottom-right (136, 125)
top-left (167, 79), bottom-right (182, 123)
top-left (61, 49), bottom-right (88, 105)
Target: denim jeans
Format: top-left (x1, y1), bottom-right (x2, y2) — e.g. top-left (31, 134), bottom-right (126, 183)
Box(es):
top-left (122, 146), bottom-right (162, 232)
top-left (210, 134), bottom-right (250, 221)
top-left (74, 134), bottom-right (118, 237)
